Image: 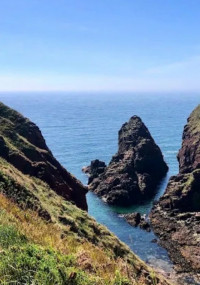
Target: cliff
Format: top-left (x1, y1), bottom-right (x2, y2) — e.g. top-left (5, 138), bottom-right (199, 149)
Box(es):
top-left (0, 102), bottom-right (87, 210)
top-left (150, 105), bottom-right (200, 280)
top-left (85, 116), bottom-right (168, 206)
top-left (178, 105), bottom-right (200, 174)
top-left (0, 102), bottom-right (171, 285)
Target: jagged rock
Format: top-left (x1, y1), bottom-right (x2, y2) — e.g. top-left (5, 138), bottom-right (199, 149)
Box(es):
top-left (178, 106), bottom-right (200, 174)
top-left (122, 212), bottom-right (151, 232)
top-left (150, 105), bottom-right (200, 276)
top-left (86, 116), bottom-right (168, 206)
top-left (122, 212), bottom-right (141, 226)
top-left (139, 219), bottom-right (151, 232)
top-left (82, 159), bottom-right (106, 184)
top-left (0, 102), bottom-right (88, 211)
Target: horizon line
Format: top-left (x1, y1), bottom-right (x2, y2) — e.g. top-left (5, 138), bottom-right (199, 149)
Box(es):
top-left (0, 90), bottom-right (200, 94)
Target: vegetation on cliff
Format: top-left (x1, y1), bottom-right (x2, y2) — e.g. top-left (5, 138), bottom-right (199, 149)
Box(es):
top-left (0, 102), bottom-right (87, 210)
top-left (0, 155), bottom-right (170, 284)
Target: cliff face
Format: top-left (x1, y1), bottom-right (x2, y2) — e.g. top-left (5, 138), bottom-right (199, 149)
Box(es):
top-left (178, 106), bottom-right (200, 174)
top-left (150, 105), bottom-right (200, 276)
top-left (0, 102), bottom-right (88, 211)
top-left (86, 116), bottom-right (168, 206)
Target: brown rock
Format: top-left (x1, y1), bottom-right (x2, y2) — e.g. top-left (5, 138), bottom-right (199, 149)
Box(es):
top-left (122, 212), bottom-right (141, 226)
top-left (151, 105), bottom-right (200, 276)
top-left (121, 212), bottom-right (151, 232)
top-left (86, 116), bottom-right (168, 206)
top-left (82, 159), bottom-right (106, 184)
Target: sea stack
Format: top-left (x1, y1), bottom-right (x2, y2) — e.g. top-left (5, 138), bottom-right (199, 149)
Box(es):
top-left (84, 116), bottom-right (168, 206)
top-left (0, 102), bottom-right (88, 211)
top-left (150, 105), bottom-right (200, 275)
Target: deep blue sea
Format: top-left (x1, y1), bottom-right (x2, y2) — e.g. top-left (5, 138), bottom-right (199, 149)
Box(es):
top-left (0, 92), bottom-right (199, 276)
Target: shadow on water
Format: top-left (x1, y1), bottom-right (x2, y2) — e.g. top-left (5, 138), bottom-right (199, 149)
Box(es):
top-left (109, 174), bottom-right (170, 215)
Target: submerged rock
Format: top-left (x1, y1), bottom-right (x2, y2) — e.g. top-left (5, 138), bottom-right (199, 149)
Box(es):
top-left (85, 116), bottom-right (168, 206)
top-left (151, 105), bottom-right (200, 276)
top-left (0, 102), bottom-right (88, 211)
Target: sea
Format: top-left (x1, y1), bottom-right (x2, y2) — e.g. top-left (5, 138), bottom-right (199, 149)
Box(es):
top-left (0, 92), bottom-right (199, 281)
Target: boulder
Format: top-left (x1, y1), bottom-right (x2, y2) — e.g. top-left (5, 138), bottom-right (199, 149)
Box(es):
top-left (122, 212), bottom-right (141, 227)
top-left (121, 212), bottom-right (151, 232)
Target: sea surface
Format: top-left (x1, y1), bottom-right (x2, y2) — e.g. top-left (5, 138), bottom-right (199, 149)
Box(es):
top-left (0, 92), bottom-right (199, 277)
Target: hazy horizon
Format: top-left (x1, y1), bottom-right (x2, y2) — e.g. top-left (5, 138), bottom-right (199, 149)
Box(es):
top-left (1, 1), bottom-right (200, 92)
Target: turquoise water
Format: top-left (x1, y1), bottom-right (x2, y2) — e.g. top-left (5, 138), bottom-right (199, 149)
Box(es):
top-left (0, 92), bottom-right (199, 274)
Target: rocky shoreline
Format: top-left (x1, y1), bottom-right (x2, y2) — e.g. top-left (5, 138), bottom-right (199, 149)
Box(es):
top-left (83, 107), bottom-right (200, 284)
top-left (150, 105), bottom-right (200, 282)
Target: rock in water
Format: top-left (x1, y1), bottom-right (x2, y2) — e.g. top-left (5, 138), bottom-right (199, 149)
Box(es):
top-left (121, 212), bottom-right (151, 232)
top-left (122, 212), bottom-right (141, 226)
top-left (151, 105), bottom-right (200, 276)
top-left (87, 116), bottom-right (168, 206)
top-left (82, 159), bottom-right (106, 184)
top-left (0, 102), bottom-right (88, 211)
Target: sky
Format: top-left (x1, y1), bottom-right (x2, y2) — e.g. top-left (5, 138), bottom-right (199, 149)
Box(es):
top-left (0, 0), bottom-right (200, 92)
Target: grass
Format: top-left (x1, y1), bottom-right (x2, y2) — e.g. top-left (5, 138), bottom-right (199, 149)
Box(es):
top-left (187, 104), bottom-right (200, 135)
top-left (0, 168), bottom-right (170, 284)
top-left (0, 195), bottom-right (135, 285)
top-left (0, 157), bottom-right (134, 259)
top-left (0, 190), bottom-right (168, 285)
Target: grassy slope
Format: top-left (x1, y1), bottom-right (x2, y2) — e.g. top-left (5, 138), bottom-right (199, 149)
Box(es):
top-left (187, 104), bottom-right (200, 135)
top-left (0, 157), bottom-right (170, 285)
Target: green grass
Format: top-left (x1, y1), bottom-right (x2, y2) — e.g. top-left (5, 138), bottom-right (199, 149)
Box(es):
top-left (187, 104), bottom-right (200, 135)
top-left (0, 187), bottom-right (169, 285)
top-left (0, 157), bottom-right (134, 260)
top-left (0, 222), bottom-right (132, 285)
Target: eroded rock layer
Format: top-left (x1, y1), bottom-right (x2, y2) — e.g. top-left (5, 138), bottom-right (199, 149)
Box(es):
top-left (86, 116), bottom-right (168, 206)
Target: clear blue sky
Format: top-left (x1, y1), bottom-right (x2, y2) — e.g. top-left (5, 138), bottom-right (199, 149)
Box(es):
top-left (1, 0), bottom-right (200, 92)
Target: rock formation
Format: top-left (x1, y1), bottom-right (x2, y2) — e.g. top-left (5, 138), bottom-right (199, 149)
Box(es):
top-left (150, 105), bottom-right (200, 276)
top-left (82, 159), bottom-right (106, 184)
top-left (85, 116), bottom-right (168, 206)
top-left (121, 212), bottom-right (151, 232)
top-left (0, 102), bottom-right (88, 211)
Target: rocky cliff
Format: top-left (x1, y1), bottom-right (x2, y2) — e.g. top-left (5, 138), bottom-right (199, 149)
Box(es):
top-left (0, 102), bottom-right (171, 284)
top-left (150, 105), bottom-right (200, 279)
top-left (0, 102), bottom-right (88, 210)
top-left (85, 116), bottom-right (168, 206)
